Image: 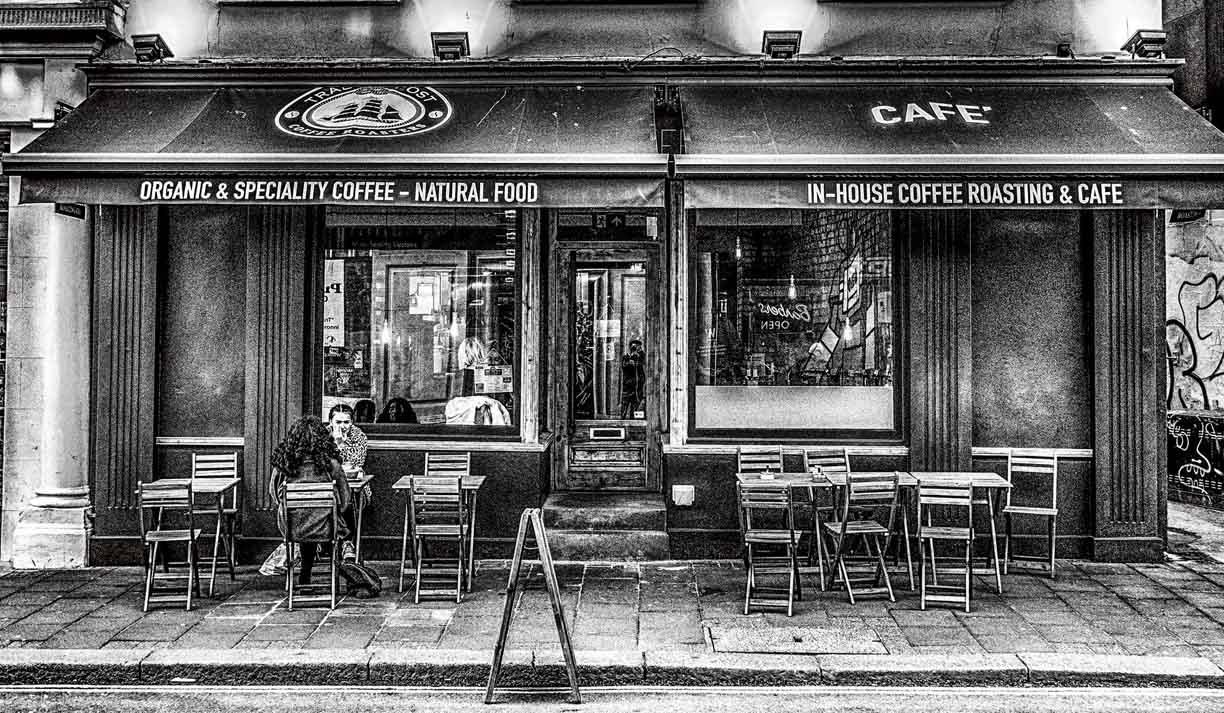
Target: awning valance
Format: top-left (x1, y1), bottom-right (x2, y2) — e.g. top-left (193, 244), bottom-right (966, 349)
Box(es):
top-left (678, 83), bottom-right (1224, 209)
top-left (6, 84), bottom-right (667, 206)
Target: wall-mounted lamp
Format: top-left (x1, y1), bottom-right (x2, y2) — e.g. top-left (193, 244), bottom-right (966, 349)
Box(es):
top-left (431, 31), bottom-right (470, 61)
top-left (1121, 29), bottom-right (1167, 59)
top-left (132, 34), bottom-right (173, 63)
top-left (762, 30), bottom-right (802, 60)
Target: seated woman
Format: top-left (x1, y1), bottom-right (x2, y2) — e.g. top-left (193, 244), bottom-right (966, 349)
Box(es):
top-left (376, 397), bottom-right (418, 424)
top-left (268, 415), bottom-right (356, 583)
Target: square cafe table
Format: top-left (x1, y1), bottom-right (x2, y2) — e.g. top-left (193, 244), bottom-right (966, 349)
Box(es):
top-left (391, 473), bottom-right (487, 592)
top-left (151, 476), bottom-right (241, 597)
top-left (344, 471), bottom-right (377, 562)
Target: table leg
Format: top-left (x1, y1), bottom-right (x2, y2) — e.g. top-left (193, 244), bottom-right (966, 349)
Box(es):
top-left (466, 490), bottom-right (477, 593)
top-left (987, 490), bottom-right (1003, 594)
top-left (355, 488), bottom-right (365, 563)
top-left (899, 489), bottom-right (914, 591)
top-left (209, 500), bottom-right (222, 597)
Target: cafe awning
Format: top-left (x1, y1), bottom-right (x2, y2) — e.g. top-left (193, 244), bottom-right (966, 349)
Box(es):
top-left (678, 83), bottom-right (1224, 209)
top-left (7, 84), bottom-right (667, 207)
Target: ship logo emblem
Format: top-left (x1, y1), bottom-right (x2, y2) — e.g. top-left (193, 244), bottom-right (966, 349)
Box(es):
top-left (276, 86), bottom-right (452, 139)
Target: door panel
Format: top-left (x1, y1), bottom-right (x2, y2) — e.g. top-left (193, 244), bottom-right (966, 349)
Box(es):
top-left (551, 246), bottom-right (663, 492)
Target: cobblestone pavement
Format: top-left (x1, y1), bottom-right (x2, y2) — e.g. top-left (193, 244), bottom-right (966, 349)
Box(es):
top-left (2, 555), bottom-right (1224, 664)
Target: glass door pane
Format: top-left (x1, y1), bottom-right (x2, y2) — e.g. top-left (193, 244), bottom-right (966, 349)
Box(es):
top-left (572, 261), bottom-right (647, 421)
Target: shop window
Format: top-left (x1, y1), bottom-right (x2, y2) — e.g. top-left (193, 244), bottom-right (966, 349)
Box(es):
top-left (689, 208), bottom-right (897, 435)
top-left (322, 209), bottom-right (520, 433)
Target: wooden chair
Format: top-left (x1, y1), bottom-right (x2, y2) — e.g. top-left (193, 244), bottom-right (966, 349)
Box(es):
top-left (737, 479), bottom-right (803, 616)
top-left (824, 471), bottom-right (899, 603)
top-left (409, 475), bottom-right (468, 603)
top-left (1001, 448), bottom-right (1059, 578)
top-left (737, 445), bottom-right (783, 475)
top-left (801, 447), bottom-right (847, 582)
top-left (281, 482), bottom-right (340, 610)
top-left (137, 481), bottom-right (203, 612)
top-left (917, 479), bottom-right (974, 612)
top-left (191, 451), bottom-right (240, 595)
top-left (399, 452), bottom-right (472, 593)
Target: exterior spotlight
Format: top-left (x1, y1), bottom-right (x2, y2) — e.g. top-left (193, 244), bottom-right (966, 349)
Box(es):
top-left (762, 30), bottom-right (802, 60)
top-left (1121, 29), bottom-right (1167, 59)
top-left (431, 31), bottom-right (470, 61)
top-left (131, 34), bottom-right (173, 63)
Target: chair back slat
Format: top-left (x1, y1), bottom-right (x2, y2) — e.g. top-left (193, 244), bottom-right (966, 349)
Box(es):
top-left (425, 452), bottom-right (471, 478)
top-left (737, 446), bottom-right (783, 474)
top-left (284, 482), bottom-right (337, 510)
top-left (803, 447), bottom-right (850, 476)
top-left (917, 480), bottom-right (973, 530)
top-left (192, 452), bottom-right (239, 479)
top-left (138, 481), bottom-right (196, 540)
top-left (736, 480), bottom-right (794, 531)
top-left (1005, 448), bottom-right (1058, 510)
top-left (410, 476), bottom-right (464, 524)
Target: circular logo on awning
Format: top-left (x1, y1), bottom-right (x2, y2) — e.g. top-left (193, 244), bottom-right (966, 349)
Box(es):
top-left (276, 86), bottom-right (452, 139)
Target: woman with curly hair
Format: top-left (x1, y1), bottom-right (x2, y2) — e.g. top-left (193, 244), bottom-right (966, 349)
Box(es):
top-left (268, 415), bottom-right (354, 584)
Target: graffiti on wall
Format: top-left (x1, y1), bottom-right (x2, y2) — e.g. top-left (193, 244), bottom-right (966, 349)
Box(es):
top-left (1169, 412), bottom-right (1224, 505)
top-left (1167, 215), bottom-right (1224, 410)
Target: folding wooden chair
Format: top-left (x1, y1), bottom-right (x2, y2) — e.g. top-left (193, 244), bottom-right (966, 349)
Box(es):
top-left (801, 448), bottom-right (846, 581)
top-left (281, 482), bottom-right (340, 610)
top-left (824, 471), bottom-right (899, 603)
top-left (737, 445), bottom-right (783, 475)
top-left (917, 479), bottom-right (974, 612)
top-left (138, 481), bottom-right (203, 612)
top-left (1001, 448), bottom-right (1059, 578)
top-left (409, 475), bottom-right (468, 603)
top-left (737, 479), bottom-right (803, 616)
top-left (399, 452), bottom-right (472, 593)
top-left (191, 451), bottom-right (240, 595)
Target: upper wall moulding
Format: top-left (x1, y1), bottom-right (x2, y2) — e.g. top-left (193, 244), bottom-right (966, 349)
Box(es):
top-left (0, 1), bottom-right (125, 34)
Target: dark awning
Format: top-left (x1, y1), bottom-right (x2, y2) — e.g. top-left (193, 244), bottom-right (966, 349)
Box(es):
top-left (7, 84), bottom-right (667, 207)
top-left (679, 83), bottom-right (1224, 208)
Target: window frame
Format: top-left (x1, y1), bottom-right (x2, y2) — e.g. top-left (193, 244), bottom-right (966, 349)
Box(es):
top-left (311, 207), bottom-right (525, 441)
top-left (685, 207), bottom-right (907, 444)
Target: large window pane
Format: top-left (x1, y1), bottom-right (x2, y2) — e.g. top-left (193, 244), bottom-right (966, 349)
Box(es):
top-left (322, 209), bottom-right (519, 430)
top-left (689, 209), bottom-right (895, 432)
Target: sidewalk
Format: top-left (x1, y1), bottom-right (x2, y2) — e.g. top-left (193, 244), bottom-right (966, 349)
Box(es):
top-left (3, 537), bottom-right (1224, 686)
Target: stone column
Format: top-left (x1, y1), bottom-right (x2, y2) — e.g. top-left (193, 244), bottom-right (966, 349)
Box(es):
top-left (1, 161), bottom-right (93, 568)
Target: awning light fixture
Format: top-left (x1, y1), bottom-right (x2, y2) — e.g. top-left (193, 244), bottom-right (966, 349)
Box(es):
top-left (762, 30), bottom-right (802, 60)
top-left (432, 31), bottom-right (470, 61)
top-left (1121, 29), bottom-right (1167, 59)
top-left (132, 34), bottom-right (173, 63)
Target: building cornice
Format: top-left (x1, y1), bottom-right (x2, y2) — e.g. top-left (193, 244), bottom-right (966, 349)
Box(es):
top-left (81, 55), bottom-right (1184, 89)
top-left (0, 1), bottom-right (126, 60)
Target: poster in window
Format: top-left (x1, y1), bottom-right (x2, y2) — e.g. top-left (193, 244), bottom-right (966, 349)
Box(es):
top-left (323, 259), bottom-right (345, 348)
top-left (323, 257), bottom-right (372, 398)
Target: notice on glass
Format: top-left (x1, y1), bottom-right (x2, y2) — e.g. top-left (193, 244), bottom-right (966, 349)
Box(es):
top-left (474, 366), bottom-right (513, 394)
top-left (323, 259), bottom-right (345, 348)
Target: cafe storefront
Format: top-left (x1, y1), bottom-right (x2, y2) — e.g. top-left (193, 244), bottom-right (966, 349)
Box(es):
top-left (6, 58), bottom-right (1223, 563)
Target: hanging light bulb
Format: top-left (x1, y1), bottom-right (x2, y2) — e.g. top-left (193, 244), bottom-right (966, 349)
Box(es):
top-left (787, 274), bottom-right (797, 300)
top-left (843, 320), bottom-right (853, 342)
top-left (380, 320), bottom-right (391, 345)
top-left (735, 235), bottom-right (742, 261)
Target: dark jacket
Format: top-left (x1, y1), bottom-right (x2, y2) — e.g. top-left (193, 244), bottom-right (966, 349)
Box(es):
top-left (270, 458), bottom-right (352, 542)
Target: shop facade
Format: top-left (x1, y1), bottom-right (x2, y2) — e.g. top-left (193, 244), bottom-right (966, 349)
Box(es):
top-left (3, 2), bottom-right (1221, 567)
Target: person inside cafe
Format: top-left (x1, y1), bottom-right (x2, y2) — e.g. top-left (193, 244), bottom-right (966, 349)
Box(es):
top-left (353, 398), bottom-right (377, 424)
top-left (269, 415), bottom-right (357, 578)
top-left (376, 397), bottom-right (418, 424)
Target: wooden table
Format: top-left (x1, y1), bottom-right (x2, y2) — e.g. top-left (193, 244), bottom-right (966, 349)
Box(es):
top-left (908, 471), bottom-right (1011, 593)
top-left (154, 477), bottom-right (241, 597)
top-left (392, 474), bottom-right (487, 592)
top-left (345, 472), bottom-right (377, 562)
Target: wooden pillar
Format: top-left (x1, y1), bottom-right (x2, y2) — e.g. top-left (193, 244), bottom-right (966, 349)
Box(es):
top-left (519, 208), bottom-right (542, 443)
top-left (90, 206), bottom-right (159, 537)
top-left (1091, 210), bottom-right (1165, 562)
top-left (667, 180), bottom-right (688, 446)
top-left (906, 210), bottom-right (973, 471)
top-left (244, 206), bottom-right (312, 514)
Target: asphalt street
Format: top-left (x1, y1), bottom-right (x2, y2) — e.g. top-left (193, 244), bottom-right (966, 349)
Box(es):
top-left (6, 686), bottom-right (1224, 713)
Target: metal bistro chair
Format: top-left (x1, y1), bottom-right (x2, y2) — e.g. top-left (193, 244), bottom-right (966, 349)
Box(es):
top-left (399, 452), bottom-right (472, 593)
top-left (409, 475), bottom-right (468, 604)
top-left (137, 480), bottom-right (203, 612)
top-left (737, 479), bottom-right (804, 616)
top-left (281, 481), bottom-right (341, 610)
top-left (1001, 448), bottom-right (1060, 578)
top-left (191, 451), bottom-right (240, 595)
top-left (824, 471), bottom-right (900, 604)
top-left (917, 478), bottom-right (975, 612)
